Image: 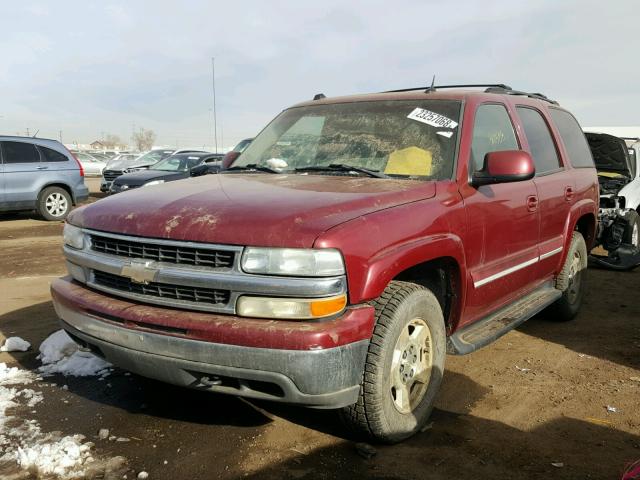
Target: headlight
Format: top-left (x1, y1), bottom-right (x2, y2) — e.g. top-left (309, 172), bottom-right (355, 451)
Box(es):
top-left (237, 294), bottom-right (347, 319)
top-left (143, 180), bottom-right (165, 187)
top-left (241, 248), bottom-right (344, 276)
top-left (63, 224), bottom-right (84, 249)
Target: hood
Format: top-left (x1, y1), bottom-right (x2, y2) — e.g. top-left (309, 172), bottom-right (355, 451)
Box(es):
top-left (586, 132), bottom-right (633, 176)
top-left (69, 174), bottom-right (435, 248)
top-left (113, 169), bottom-right (188, 187)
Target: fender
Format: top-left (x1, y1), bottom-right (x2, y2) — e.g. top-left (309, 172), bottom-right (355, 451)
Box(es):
top-left (559, 198), bottom-right (597, 267)
top-left (357, 233), bottom-right (466, 303)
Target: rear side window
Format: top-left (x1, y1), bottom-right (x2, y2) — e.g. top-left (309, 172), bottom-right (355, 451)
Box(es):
top-left (516, 107), bottom-right (561, 174)
top-left (549, 109), bottom-right (594, 168)
top-left (1, 141), bottom-right (40, 164)
top-left (470, 104), bottom-right (519, 172)
top-left (39, 146), bottom-right (69, 162)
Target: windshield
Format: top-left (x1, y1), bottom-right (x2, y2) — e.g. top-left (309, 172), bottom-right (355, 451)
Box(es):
top-left (131, 149), bottom-right (175, 167)
top-left (234, 100), bottom-right (461, 179)
top-left (152, 155), bottom-right (203, 171)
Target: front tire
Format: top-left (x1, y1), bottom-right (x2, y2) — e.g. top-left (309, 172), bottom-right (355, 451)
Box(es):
top-left (341, 281), bottom-right (446, 443)
top-left (37, 186), bottom-right (72, 221)
top-left (549, 231), bottom-right (588, 321)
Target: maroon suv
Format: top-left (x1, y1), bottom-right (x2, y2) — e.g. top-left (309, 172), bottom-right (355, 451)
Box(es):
top-left (52, 84), bottom-right (598, 442)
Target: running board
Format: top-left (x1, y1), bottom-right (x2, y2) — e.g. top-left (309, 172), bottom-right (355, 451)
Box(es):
top-left (447, 283), bottom-right (562, 355)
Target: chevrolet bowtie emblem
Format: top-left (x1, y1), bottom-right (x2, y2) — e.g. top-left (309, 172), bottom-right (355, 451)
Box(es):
top-left (120, 260), bottom-right (158, 284)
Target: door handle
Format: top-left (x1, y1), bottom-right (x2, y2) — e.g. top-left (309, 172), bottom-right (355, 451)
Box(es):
top-left (36, 166), bottom-right (49, 170)
top-left (527, 195), bottom-right (538, 212)
top-left (564, 186), bottom-right (574, 202)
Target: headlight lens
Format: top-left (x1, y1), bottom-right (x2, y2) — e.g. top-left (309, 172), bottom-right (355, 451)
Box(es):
top-left (143, 180), bottom-right (165, 187)
top-left (63, 224), bottom-right (84, 249)
top-left (241, 248), bottom-right (344, 276)
top-left (237, 294), bottom-right (347, 319)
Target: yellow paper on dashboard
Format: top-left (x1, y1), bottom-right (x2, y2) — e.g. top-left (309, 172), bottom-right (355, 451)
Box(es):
top-left (385, 147), bottom-right (432, 176)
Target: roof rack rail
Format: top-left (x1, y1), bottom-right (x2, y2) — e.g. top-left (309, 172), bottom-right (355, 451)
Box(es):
top-left (620, 136), bottom-right (640, 141)
top-left (383, 83), bottom-right (558, 105)
top-left (484, 86), bottom-right (558, 105)
top-left (385, 84), bottom-right (512, 93)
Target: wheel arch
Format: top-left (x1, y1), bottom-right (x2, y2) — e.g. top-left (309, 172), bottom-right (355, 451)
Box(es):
top-left (39, 182), bottom-right (76, 205)
top-left (353, 234), bottom-right (467, 334)
top-left (392, 257), bottom-right (462, 334)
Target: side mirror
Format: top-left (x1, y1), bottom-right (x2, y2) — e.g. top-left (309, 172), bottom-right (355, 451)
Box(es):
top-left (221, 151), bottom-right (240, 170)
top-left (472, 150), bottom-right (535, 187)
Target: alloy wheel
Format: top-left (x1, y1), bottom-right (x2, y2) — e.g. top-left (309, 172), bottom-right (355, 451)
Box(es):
top-left (389, 318), bottom-right (433, 414)
top-left (45, 192), bottom-right (68, 217)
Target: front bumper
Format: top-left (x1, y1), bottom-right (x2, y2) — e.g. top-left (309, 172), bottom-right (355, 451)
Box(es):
top-left (51, 277), bottom-right (374, 408)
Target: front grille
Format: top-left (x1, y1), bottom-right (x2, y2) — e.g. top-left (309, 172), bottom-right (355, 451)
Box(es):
top-left (90, 234), bottom-right (235, 268)
top-left (103, 170), bottom-right (122, 182)
top-left (93, 270), bottom-right (230, 306)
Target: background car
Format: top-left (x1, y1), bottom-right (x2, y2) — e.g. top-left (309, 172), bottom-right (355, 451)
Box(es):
top-left (74, 152), bottom-right (106, 176)
top-left (0, 136), bottom-right (88, 220)
top-left (109, 152), bottom-right (222, 193)
top-left (100, 148), bottom-right (205, 192)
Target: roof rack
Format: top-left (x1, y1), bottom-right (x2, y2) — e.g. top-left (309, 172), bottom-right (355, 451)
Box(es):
top-left (385, 84), bottom-right (512, 93)
top-left (484, 86), bottom-right (558, 105)
top-left (383, 83), bottom-right (558, 105)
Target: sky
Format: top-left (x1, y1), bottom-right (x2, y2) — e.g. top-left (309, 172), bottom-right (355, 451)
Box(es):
top-left (0, 0), bottom-right (637, 150)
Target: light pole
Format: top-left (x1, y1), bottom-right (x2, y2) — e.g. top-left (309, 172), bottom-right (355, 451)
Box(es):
top-left (211, 57), bottom-right (218, 153)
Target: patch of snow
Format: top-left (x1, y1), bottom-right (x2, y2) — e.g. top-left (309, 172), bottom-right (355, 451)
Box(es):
top-left (38, 330), bottom-right (112, 377)
top-left (0, 361), bottom-right (127, 477)
top-left (1, 336), bottom-right (31, 352)
top-left (0, 362), bottom-right (34, 386)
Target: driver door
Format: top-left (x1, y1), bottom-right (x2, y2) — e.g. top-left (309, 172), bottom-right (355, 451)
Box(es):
top-left (459, 103), bottom-right (540, 326)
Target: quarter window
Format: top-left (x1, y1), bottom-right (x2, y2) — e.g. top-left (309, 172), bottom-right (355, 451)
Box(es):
top-left (548, 108), bottom-right (594, 168)
top-left (39, 146), bottom-right (69, 162)
top-left (1, 141), bottom-right (40, 164)
top-left (517, 107), bottom-right (561, 174)
top-left (470, 104), bottom-right (519, 172)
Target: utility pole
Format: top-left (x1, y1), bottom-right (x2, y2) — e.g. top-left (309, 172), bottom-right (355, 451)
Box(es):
top-left (59, 130), bottom-right (63, 143)
top-left (211, 57), bottom-right (218, 153)
top-left (26, 127), bottom-right (30, 137)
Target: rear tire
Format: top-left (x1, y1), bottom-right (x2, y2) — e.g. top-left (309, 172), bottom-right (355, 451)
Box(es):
top-left (549, 231), bottom-right (587, 321)
top-left (340, 281), bottom-right (446, 443)
top-left (37, 186), bottom-right (72, 221)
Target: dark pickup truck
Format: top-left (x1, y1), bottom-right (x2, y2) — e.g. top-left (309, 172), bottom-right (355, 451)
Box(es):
top-left (52, 84), bottom-right (599, 443)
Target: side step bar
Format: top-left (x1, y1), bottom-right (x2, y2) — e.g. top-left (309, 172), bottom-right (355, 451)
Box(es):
top-left (447, 283), bottom-right (562, 355)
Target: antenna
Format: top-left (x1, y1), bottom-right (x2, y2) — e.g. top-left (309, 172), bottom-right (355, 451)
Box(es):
top-left (425, 75), bottom-right (436, 93)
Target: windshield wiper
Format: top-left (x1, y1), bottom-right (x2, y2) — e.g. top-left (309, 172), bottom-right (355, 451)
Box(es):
top-left (294, 164), bottom-right (389, 178)
top-left (223, 164), bottom-right (280, 174)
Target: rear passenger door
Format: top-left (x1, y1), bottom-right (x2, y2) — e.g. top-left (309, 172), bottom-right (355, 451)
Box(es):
top-left (515, 106), bottom-right (573, 278)
top-left (1, 141), bottom-right (43, 208)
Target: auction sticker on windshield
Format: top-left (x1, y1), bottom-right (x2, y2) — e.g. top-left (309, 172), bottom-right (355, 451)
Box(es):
top-left (407, 108), bottom-right (458, 129)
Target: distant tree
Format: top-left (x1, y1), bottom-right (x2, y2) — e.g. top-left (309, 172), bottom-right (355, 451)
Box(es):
top-left (103, 134), bottom-right (124, 149)
top-left (132, 128), bottom-right (156, 151)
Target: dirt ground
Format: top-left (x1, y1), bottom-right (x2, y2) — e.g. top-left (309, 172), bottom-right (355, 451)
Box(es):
top-left (0, 177), bottom-right (639, 479)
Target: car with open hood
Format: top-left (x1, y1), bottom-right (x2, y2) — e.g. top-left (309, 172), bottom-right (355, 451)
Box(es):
top-left (584, 132), bottom-right (640, 268)
top-left (52, 84), bottom-right (598, 442)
